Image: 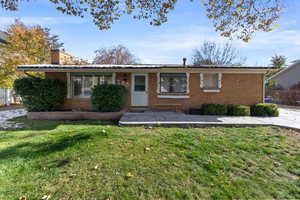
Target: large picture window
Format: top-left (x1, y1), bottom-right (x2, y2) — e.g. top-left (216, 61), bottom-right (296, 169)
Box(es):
top-left (160, 73), bottom-right (187, 93)
top-left (71, 73), bottom-right (114, 98)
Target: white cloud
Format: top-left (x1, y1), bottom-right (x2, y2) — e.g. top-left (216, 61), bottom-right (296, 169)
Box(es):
top-left (234, 29), bottom-right (300, 49)
top-left (131, 25), bottom-right (226, 51)
top-left (127, 24), bottom-right (300, 65)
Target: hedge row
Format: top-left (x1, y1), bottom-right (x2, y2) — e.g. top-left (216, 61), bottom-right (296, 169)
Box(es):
top-left (191, 103), bottom-right (278, 117)
top-left (14, 77), bottom-right (66, 112)
top-left (14, 78), bottom-right (128, 112)
top-left (250, 103), bottom-right (279, 117)
top-left (91, 84), bottom-right (128, 112)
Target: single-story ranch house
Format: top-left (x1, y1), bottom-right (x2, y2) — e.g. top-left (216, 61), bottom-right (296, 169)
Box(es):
top-left (17, 50), bottom-right (275, 112)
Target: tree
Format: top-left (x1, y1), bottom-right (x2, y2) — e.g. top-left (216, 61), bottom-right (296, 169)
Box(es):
top-left (266, 55), bottom-right (287, 79)
top-left (93, 45), bottom-right (139, 64)
top-left (271, 55), bottom-right (286, 69)
top-left (192, 41), bottom-right (246, 66)
top-left (1, 0), bottom-right (282, 42)
top-left (0, 20), bottom-right (63, 88)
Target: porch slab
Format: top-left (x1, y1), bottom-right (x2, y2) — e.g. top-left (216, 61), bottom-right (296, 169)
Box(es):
top-left (119, 108), bottom-right (300, 131)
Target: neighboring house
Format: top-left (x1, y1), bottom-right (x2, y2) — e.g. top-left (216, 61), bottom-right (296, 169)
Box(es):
top-left (0, 30), bottom-right (7, 44)
top-left (268, 60), bottom-right (300, 89)
top-left (17, 50), bottom-right (274, 111)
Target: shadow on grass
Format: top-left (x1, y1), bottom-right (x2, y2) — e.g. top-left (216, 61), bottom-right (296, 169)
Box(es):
top-left (7, 116), bottom-right (118, 131)
top-left (0, 134), bottom-right (91, 161)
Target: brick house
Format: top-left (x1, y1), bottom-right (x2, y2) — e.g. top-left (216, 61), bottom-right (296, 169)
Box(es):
top-left (17, 50), bottom-right (274, 112)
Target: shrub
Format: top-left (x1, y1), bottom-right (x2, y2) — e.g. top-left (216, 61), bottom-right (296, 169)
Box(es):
top-left (91, 84), bottom-right (128, 112)
top-left (250, 103), bottom-right (279, 117)
top-left (227, 105), bottom-right (250, 116)
top-left (189, 108), bottom-right (202, 115)
top-left (201, 104), bottom-right (227, 115)
top-left (14, 77), bottom-right (66, 111)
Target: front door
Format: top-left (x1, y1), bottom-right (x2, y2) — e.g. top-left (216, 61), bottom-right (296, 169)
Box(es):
top-left (132, 73), bottom-right (148, 106)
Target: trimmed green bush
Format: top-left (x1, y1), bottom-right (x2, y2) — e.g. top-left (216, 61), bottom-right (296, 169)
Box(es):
top-left (227, 105), bottom-right (250, 116)
top-left (201, 104), bottom-right (227, 115)
top-left (14, 77), bottom-right (66, 111)
top-left (189, 108), bottom-right (202, 115)
top-left (91, 84), bottom-right (128, 112)
top-left (250, 103), bottom-right (279, 117)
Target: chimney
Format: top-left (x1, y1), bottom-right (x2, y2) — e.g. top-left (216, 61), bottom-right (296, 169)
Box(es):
top-left (51, 49), bottom-right (75, 64)
top-left (183, 57), bottom-right (187, 66)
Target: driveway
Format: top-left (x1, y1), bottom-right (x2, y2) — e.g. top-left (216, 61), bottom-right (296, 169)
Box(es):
top-left (0, 108), bottom-right (27, 129)
top-left (120, 107), bottom-right (300, 131)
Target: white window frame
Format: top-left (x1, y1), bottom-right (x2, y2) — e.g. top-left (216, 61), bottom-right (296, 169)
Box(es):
top-left (67, 72), bottom-right (116, 99)
top-left (157, 72), bottom-right (190, 95)
top-left (200, 72), bottom-right (222, 92)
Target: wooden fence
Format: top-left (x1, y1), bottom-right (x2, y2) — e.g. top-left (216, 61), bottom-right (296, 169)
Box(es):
top-left (0, 88), bottom-right (14, 105)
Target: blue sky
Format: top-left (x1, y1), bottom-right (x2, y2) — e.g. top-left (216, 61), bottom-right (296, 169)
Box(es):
top-left (0, 0), bottom-right (299, 66)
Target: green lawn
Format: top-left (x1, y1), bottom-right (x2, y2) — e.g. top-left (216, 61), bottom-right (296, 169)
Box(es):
top-left (0, 118), bottom-right (300, 200)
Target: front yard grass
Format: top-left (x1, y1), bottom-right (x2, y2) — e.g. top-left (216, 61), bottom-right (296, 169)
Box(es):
top-left (0, 117), bottom-right (299, 199)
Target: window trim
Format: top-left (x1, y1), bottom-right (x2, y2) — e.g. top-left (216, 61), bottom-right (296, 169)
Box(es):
top-left (158, 95), bottom-right (190, 99)
top-left (68, 72), bottom-right (116, 99)
top-left (200, 72), bottom-right (222, 90)
top-left (157, 72), bottom-right (190, 95)
top-left (203, 89), bottom-right (220, 93)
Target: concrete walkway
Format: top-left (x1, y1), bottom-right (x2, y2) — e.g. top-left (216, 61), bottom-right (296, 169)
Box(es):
top-left (0, 108), bottom-right (26, 129)
top-left (119, 108), bottom-right (300, 130)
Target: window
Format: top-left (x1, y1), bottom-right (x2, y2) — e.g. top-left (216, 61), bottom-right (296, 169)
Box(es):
top-left (134, 75), bottom-right (146, 91)
top-left (160, 73), bottom-right (187, 93)
top-left (83, 75), bottom-right (93, 97)
top-left (71, 73), bottom-right (114, 98)
top-left (203, 73), bottom-right (218, 88)
top-left (72, 76), bottom-right (83, 97)
top-left (200, 73), bottom-right (222, 90)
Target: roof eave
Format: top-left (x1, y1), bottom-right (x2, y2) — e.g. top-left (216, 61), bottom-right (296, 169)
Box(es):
top-left (17, 66), bottom-right (273, 74)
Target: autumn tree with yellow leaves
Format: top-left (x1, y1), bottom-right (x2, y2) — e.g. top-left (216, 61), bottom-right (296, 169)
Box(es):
top-left (0, 20), bottom-right (63, 88)
top-left (1, 0), bottom-right (283, 42)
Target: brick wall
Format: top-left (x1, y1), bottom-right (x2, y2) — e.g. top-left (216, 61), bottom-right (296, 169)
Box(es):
top-left (148, 73), bottom-right (264, 110)
top-left (45, 72), bottom-right (132, 110)
top-left (45, 72), bottom-right (92, 110)
top-left (45, 72), bottom-right (264, 111)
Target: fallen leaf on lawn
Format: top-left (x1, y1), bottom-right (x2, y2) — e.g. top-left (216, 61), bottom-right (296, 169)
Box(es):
top-left (94, 165), bottom-right (99, 170)
top-left (69, 173), bottom-right (77, 178)
top-left (19, 196), bottom-right (27, 200)
top-left (274, 162), bottom-right (281, 167)
top-left (173, 163), bottom-right (180, 167)
top-left (125, 172), bottom-right (134, 178)
top-left (42, 195), bottom-right (51, 200)
top-left (144, 147), bottom-right (151, 152)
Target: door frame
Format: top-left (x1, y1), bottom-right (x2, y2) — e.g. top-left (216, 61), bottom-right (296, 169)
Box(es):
top-left (131, 73), bottom-right (149, 107)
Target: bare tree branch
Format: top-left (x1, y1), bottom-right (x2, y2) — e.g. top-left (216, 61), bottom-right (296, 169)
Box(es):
top-left (192, 41), bottom-right (246, 66)
top-left (93, 44), bottom-right (139, 64)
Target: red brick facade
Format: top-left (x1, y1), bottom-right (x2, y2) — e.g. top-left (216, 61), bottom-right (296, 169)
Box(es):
top-left (45, 72), bottom-right (264, 111)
